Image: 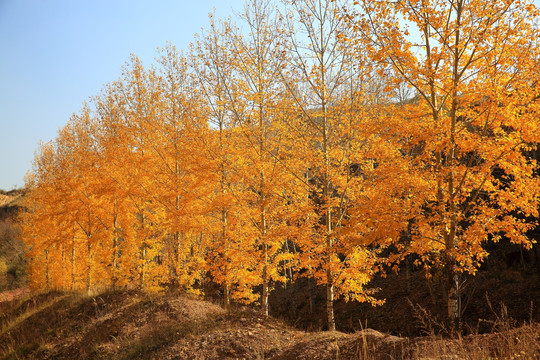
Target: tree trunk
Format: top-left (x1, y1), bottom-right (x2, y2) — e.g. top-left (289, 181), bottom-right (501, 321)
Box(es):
top-left (262, 244), bottom-right (269, 316)
top-left (446, 0), bottom-right (462, 329)
top-left (262, 267), bottom-right (269, 316)
top-left (61, 245), bottom-right (66, 291)
top-left (112, 205), bottom-right (118, 289)
top-left (326, 266), bottom-right (335, 331)
top-left (140, 213), bottom-right (147, 290)
top-left (45, 249), bottom-right (50, 291)
top-left (141, 247), bottom-right (146, 290)
top-left (86, 241), bottom-right (92, 295)
top-left (224, 283), bottom-right (230, 310)
top-left (446, 268), bottom-right (460, 327)
top-left (71, 237), bottom-right (76, 290)
top-left (309, 276), bottom-right (314, 315)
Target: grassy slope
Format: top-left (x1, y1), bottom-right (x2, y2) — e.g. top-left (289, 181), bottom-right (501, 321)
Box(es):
top-left (0, 290), bottom-right (538, 360)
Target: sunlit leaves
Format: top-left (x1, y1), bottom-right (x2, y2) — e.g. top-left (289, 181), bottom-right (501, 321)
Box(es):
top-left (19, 0), bottom-right (540, 329)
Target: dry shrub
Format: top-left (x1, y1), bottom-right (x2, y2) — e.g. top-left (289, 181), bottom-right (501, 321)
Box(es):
top-left (406, 294), bottom-right (540, 359)
top-left (408, 324), bottom-right (540, 359)
top-left (408, 299), bottom-right (452, 337)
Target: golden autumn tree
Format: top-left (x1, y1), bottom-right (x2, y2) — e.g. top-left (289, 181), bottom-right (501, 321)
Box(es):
top-left (93, 83), bottom-right (148, 289)
top-left (213, 0), bottom-right (310, 316)
top-left (23, 107), bottom-right (112, 294)
top-left (54, 113), bottom-right (97, 293)
top-left (92, 67), bottom-right (166, 291)
top-left (23, 53), bottom-right (211, 294)
top-left (21, 141), bottom-right (60, 291)
top-left (151, 45), bottom-right (211, 293)
top-left (56, 108), bottom-right (117, 294)
top-left (192, 16), bottom-right (261, 307)
top-left (104, 56), bottom-right (170, 292)
top-left (22, 51), bottom-right (213, 295)
top-left (280, 0), bottom-right (387, 330)
top-left (23, 131), bottom-right (88, 292)
top-left (345, 0), bottom-right (540, 323)
top-left (100, 49), bottom-right (210, 292)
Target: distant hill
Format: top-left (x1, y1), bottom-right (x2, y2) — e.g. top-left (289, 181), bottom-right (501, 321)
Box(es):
top-left (0, 188), bottom-right (26, 291)
top-left (0, 194), bottom-right (17, 208)
top-left (0, 189), bottom-right (25, 218)
top-left (0, 188), bottom-right (25, 199)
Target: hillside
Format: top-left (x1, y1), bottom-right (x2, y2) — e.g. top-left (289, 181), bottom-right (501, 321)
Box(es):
top-left (0, 190), bottom-right (24, 218)
top-left (0, 196), bottom-right (13, 209)
top-left (0, 289), bottom-right (538, 359)
top-left (0, 189), bottom-right (26, 292)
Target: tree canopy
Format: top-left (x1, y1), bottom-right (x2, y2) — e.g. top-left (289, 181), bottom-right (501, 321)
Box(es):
top-left (21, 0), bottom-right (540, 330)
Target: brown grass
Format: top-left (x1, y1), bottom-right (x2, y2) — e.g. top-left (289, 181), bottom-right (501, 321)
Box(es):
top-left (0, 289), bottom-right (538, 359)
top-left (407, 324), bottom-right (540, 359)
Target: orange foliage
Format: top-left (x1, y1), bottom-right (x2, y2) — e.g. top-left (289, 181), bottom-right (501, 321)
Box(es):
top-left (19, 0), bottom-right (540, 330)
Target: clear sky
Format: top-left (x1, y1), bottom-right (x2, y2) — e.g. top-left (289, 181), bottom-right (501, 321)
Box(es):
top-left (1, 1), bottom-right (539, 191)
top-left (0, 0), bottom-right (246, 190)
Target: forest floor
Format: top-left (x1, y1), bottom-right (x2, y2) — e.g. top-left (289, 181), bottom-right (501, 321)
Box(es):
top-left (0, 288), bottom-right (538, 359)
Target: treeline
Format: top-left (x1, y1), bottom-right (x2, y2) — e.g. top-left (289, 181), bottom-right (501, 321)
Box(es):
top-left (21, 0), bottom-right (540, 330)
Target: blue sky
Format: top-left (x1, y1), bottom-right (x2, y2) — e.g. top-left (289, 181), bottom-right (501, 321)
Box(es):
top-left (0, 0), bottom-right (245, 190)
top-left (1, 0), bottom-right (539, 190)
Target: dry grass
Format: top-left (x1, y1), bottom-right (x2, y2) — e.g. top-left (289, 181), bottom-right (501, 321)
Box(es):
top-left (0, 194), bottom-right (22, 208)
top-left (0, 195), bottom-right (13, 208)
top-left (1, 295), bottom-right (66, 335)
top-left (403, 294), bottom-right (540, 359)
top-left (0, 289), bottom-right (538, 359)
top-left (408, 324), bottom-right (540, 359)
top-left (0, 217), bottom-right (26, 292)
